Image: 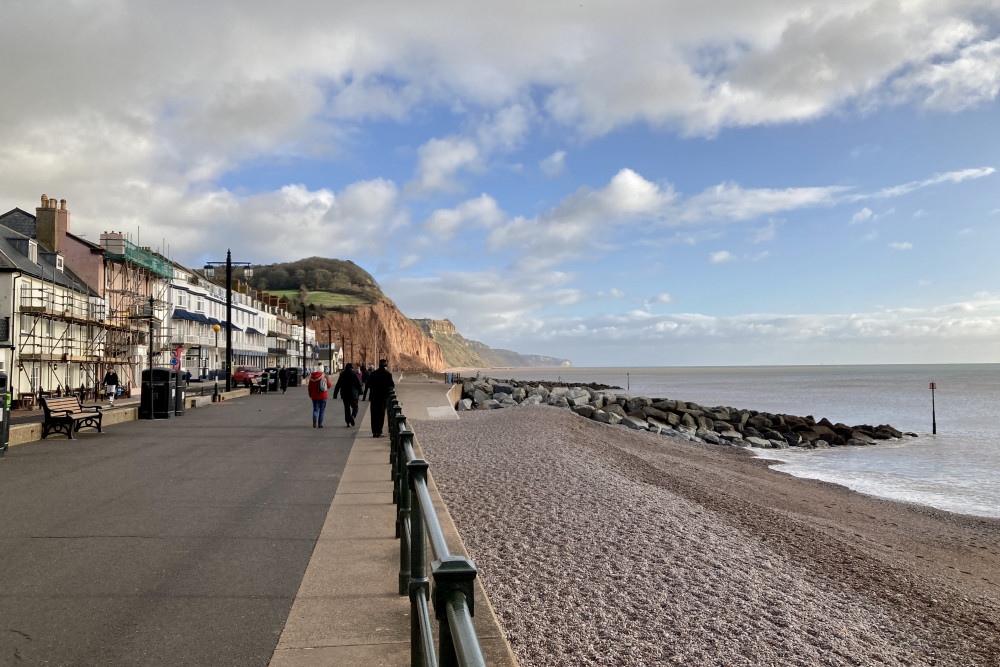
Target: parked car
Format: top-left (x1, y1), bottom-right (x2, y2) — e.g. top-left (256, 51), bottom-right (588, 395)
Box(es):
top-left (233, 366), bottom-right (263, 384)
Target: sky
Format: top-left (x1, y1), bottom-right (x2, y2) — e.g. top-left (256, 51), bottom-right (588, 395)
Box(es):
top-left (2, 1), bottom-right (999, 367)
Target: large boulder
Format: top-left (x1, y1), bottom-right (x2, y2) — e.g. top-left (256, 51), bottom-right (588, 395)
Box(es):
top-left (622, 416), bottom-right (649, 430)
top-left (530, 387), bottom-right (550, 401)
top-left (626, 396), bottom-right (652, 413)
top-left (641, 406), bottom-right (669, 421)
top-left (493, 383), bottom-right (514, 395)
top-left (603, 403), bottom-right (628, 419)
top-left (573, 405), bottom-right (596, 418)
top-left (457, 398), bottom-right (473, 411)
top-left (473, 388), bottom-right (491, 404)
top-left (521, 394), bottom-right (543, 406)
top-left (548, 395), bottom-right (570, 409)
top-left (592, 410), bottom-right (611, 424)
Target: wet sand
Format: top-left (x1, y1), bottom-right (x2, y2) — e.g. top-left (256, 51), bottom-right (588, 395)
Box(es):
top-left (414, 406), bottom-right (1000, 666)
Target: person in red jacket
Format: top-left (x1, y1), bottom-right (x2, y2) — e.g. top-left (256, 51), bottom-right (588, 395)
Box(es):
top-left (333, 363), bottom-right (363, 427)
top-left (307, 368), bottom-right (332, 428)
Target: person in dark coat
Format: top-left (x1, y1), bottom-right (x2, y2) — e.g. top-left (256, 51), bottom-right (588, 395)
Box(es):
top-left (332, 363), bottom-right (363, 427)
top-left (102, 367), bottom-right (120, 407)
top-left (278, 366), bottom-right (289, 393)
top-left (360, 363), bottom-right (371, 401)
top-left (366, 359), bottom-right (395, 437)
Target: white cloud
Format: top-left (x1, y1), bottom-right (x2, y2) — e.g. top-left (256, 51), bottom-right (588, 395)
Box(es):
top-left (889, 241), bottom-right (913, 250)
top-left (487, 168), bottom-right (676, 269)
top-left (488, 294), bottom-right (1000, 366)
top-left (649, 293), bottom-right (674, 304)
top-left (709, 250), bottom-right (736, 263)
top-left (398, 254), bottom-right (421, 269)
top-left (850, 207), bottom-right (874, 224)
top-left (540, 150), bottom-right (567, 177)
top-left (477, 104), bottom-right (532, 152)
top-left (864, 167), bottom-right (996, 200)
top-left (892, 37), bottom-right (1000, 111)
top-left (423, 194), bottom-right (504, 239)
top-left (408, 137), bottom-right (481, 195)
top-left (750, 220), bottom-right (779, 243)
top-left (680, 182), bottom-right (847, 223)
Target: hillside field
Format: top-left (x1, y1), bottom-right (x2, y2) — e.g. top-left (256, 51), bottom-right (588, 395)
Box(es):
top-left (269, 290), bottom-right (365, 308)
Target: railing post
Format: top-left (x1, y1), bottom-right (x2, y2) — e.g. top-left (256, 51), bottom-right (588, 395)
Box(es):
top-left (395, 428), bottom-right (413, 537)
top-left (408, 459), bottom-right (431, 667)
top-left (391, 416), bottom-right (407, 503)
top-left (397, 438), bottom-right (417, 595)
top-left (433, 556), bottom-right (479, 667)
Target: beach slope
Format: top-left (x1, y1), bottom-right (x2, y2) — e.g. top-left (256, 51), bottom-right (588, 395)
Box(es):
top-left (414, 406), bottom-right (1000, 666)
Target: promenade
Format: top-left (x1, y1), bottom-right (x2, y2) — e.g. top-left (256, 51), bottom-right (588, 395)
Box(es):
top-left (0, 376), bottom-right (516, 666)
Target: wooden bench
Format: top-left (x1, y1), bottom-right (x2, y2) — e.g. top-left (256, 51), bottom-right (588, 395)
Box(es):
top-left (40, 396), bottom-right (104, 439)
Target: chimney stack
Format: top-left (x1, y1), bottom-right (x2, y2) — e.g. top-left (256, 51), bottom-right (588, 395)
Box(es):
top-left (36, 193), bottom-right (60, 252)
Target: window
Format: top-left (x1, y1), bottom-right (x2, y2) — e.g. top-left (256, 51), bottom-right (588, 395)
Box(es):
top-left (56, 255), bottom-right (64, 272)
top-left (28, 240), bottom-right (38, 263)
top-left (20, 313), bottom-right (31, 334)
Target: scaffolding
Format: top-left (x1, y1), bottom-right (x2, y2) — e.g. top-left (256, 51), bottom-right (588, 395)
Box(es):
top-left (99, 236), bottom-right (173, 392)
top-left (14, 238), bottom-right (173, 402)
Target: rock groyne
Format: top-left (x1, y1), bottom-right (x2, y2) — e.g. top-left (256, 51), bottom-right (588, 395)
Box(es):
top-left (456, 375), bottom-right (915, 449)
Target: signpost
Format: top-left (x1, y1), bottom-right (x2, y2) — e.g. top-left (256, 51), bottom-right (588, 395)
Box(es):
top-left (930, 381), bottom-right (937, 434)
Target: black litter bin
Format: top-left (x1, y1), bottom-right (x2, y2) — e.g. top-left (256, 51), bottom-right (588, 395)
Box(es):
top-left (140, 367), bottom-right (176, 419)
top-left (175, 371), bottom-right (187, 416)
top-left (0, 370), bottom-right (9, 458)
top-left (288, 367), bottom-right (300, 387)
top-left (263, 367), bottom-right (279, 393)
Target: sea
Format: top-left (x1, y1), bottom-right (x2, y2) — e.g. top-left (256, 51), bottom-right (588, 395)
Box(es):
top-left (471, 364), bottom-right (1000, 520)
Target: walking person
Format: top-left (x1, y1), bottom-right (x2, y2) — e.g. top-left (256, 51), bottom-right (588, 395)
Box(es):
top-left (360, 363), bottom-right (371, 401)
top-left (332, 363), bottom-right (363, 427)
top-left (366, 359), bottom-right (395, 438)
top-left (102, 367), bottom-right (120, 407)
top-left (307, 367), bottom-right (331, 428)
top-left (278, 366), bottom-right (289, 394)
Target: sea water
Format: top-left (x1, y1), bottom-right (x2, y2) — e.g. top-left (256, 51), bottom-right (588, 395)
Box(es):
top-left (477, 364), bottom-right (1000, 519)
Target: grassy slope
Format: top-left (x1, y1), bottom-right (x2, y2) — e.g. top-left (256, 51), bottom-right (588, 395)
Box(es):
top-left (268, 290), bottom-right (365, 308)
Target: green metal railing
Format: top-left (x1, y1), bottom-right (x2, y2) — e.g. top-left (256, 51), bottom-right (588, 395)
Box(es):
top-left (388, 390), bottom-right (486, 667)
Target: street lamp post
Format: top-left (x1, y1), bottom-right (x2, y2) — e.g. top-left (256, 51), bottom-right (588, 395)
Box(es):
top-left (204, 250), bottom-right (252, 392)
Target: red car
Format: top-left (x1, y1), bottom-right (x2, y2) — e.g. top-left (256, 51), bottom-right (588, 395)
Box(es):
top-left (232, 366), bottom-right (263, 384)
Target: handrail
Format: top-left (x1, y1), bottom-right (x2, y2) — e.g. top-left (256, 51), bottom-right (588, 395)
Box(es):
top-left (388, 389), bottom-right (487, 667)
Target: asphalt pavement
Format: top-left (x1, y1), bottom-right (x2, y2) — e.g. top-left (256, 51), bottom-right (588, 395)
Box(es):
top-left (0, 386), bottom-right (355, 666)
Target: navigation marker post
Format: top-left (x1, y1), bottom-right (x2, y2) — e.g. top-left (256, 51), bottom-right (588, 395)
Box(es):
top-left (930, 381), bottom-right (937, 435)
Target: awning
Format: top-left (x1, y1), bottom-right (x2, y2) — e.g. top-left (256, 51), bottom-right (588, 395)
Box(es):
top-left (222, 321), bottom-right (243, 332)
top-left (246, 327), bottom-right (265, 335)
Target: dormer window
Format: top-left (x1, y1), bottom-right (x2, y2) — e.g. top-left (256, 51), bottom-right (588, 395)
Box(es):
top-left (28, 239), bottom-right (38, 263)
top-left (56, 255), bottom-right (64, 272)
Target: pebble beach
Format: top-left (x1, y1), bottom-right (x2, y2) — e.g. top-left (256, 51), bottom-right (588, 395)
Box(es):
top-left (414, 406), bottom-right (1000, 666)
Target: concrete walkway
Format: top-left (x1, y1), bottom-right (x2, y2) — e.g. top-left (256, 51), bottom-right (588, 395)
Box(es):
top-left (1, 375), bottom-right (517, 665)
top-left (270, 375), bottom-right (517, 666)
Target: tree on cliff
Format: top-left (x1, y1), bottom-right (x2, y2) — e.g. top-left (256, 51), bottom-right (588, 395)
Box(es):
top-left (249, 257), bottom-right (382, 303)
